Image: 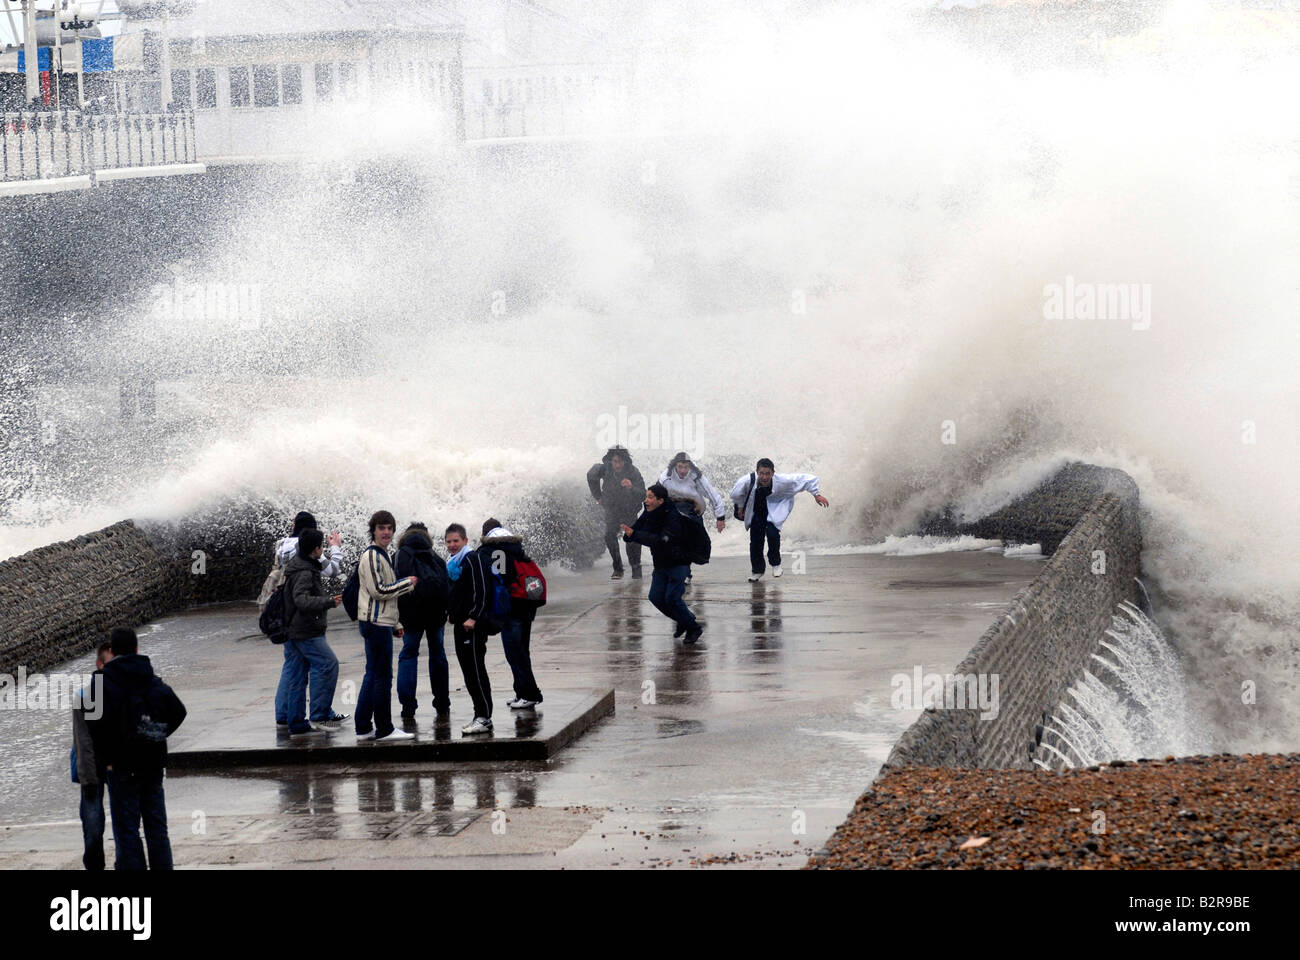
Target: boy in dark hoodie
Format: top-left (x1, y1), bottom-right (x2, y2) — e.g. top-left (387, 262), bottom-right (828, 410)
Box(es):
top-left (87, 627), bottom-right (187, 871)
top-left (394, 522), bottom-right (452, 722)
top-left (586, 445), bottom-right (646, 580)
top-left (622, 483), bottom-right (703, 643)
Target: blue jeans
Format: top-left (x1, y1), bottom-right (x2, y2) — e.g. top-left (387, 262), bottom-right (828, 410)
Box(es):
top-left (80, 782), bottom-right (105, 871)
top-left (106, 769), bottom-right (172, 871)
top-left (749, 520), bottom-right (781, 574)
top-left (356, 622), bottom-right (395, 738)
top-left (500, 618), bottom-right (543, 703)
top-left (398, 623), bottom-right (450, 715)
top-left (286, 635), bottom-right (340, 729)
top-left (274, 641), bottom-right (307, 724)
top-left (648, 564), bottom-right (696, 629)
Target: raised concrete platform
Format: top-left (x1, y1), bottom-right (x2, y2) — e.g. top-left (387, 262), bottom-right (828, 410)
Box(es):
top-left (168, 688), bottom-right (614, 770)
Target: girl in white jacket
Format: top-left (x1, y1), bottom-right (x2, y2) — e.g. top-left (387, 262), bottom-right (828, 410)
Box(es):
top-left (659, 452), bottom-right (727, 533)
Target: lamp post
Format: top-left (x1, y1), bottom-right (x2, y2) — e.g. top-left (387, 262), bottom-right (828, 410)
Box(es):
top-left (22, 0), bottom-right (39, 103)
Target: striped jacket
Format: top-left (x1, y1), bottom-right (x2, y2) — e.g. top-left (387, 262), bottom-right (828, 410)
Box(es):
top-left (357, 545), bottom-right (415, 627)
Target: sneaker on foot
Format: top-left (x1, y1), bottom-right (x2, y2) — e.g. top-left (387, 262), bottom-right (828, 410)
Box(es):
top-left (610, 568), bottom-right (624, 580)
top-left (375, 728), bottom-right (415, 742)
top-left (673, 621), bottom-right (687, 638)
top-left (630, 565), bottom-right (643, 580)
top-left (355, 729), bottom-right (376, 742)
top-left (747, 573), bottom-right (762, 582)
top-left (684, 622), bottom-right (704, 644)
top-left (289, 725), bottom-right (327, 738)
top-left (507, 698), bottom-right (538, 710)
top-left (773, 565), bottom-right (783, 578)
top-left (326, 711), bottom-right (350, 723)
top-left (462, 717), bottom-right (494, 735)
top-left (275, 721), bottom-right (289, 729)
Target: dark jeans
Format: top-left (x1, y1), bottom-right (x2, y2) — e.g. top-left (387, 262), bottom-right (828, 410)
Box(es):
top-left (648, 564), bottom-right (696, 629)
top-left (453, 623), bottom-right (493, 719)
top-left (286, 635), bottom-right (340, 728)
top-left (80, 782), bottom-right (105, 871)
top-left (356, 622), bottom-right (395, 738)
top-left (749, 520), bottom-right (781, 574)
top-left (604, 515), bottom-right (642, 572)
top-left (500, 617), bottom-right (543, 702)
top-left (106, 769), bottom-right (172, 871)
top-left (398, 623), bottom-right (450, 715)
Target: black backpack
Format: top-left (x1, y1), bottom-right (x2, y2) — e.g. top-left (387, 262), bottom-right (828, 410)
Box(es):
top-left (258, 578), bottom-right (293, 644)
top-left (681, 514), bottom-right (712, 566)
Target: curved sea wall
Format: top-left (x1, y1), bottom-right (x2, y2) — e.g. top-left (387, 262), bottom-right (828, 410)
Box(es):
top-left (882, 462), bottom-right (1142, 771)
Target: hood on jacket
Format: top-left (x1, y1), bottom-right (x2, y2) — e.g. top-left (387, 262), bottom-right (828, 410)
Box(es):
top-left (665, 452), bottom-right (700, 480)
top-left (101, 653), bottom-right (156, 692)
top-left (397, 527), bottom-right (435, 554)
top-left (284, 553), bottom-right (322, 578)
top-left (602, 445), bottom-right (635, 468)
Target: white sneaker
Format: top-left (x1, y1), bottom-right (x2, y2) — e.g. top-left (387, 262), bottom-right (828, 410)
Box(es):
top-left (773, 565), bottom-right (783, 578)
top-left (747, 573), bottom-right (762, 582)
top-left (507, 698), bottom-right (538, 710)
top-left (375, 728), bottom-right (414, 742)
top-left (355, 730), bottom-right (376, 742)
top-left (462, 717), bottom-right (494, 735)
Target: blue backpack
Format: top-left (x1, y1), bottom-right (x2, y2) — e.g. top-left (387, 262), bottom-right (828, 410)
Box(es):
top-left (484, 561), bottom-right (512, 633)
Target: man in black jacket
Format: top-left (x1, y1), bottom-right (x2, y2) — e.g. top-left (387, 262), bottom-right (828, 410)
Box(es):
top-left (622, 483), bottom-right (703, 643)
top-left (283, 528), bottom-right (345, 736)
top-left (86, 627), bottom-right (187, 871)
top-left (394, 522), bottom-right (452, 722)
top-left (587, 445), bottom-right (646, 580)
top-left (448, 522), bottom-right (500, 736)
top-left (479, 519), bottom-right (545, 711)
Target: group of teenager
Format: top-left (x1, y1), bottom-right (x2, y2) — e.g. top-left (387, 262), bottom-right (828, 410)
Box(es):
top-left (260, 511), bottom-right (545, 741)
top-left (588, 448), bottom-right (829, 641)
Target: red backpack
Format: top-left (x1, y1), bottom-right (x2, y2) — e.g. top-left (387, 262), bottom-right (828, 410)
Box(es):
top-left (509, 559), bottom-right (547, 607)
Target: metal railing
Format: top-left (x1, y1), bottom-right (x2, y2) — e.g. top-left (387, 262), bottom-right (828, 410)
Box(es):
top-left (1, 110), bottom-right (198, 183)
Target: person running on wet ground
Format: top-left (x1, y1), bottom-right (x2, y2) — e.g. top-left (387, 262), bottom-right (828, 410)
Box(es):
top-left (261, 510), bottom-right (347, 731)
top-left (70, 639), bottom-right (113, 871)
top-left (659, 451), bottom-right (726, 584)
top-left (282, 528), bottom-right (345, 737)
top-left (481, 519), bottom-right (546, 711)
top-left (732, 458), bottom-right (829, 582)
top-left (394, 522), bottom-right (452, 724)
top-left (587, 445), bottom-right (646, 580)
top-left (356, 510), bottom-right (418, 742)
top-left (622, 483), bottom-right (704, 643)
top-left (86, 627), bottom-right (187, 871)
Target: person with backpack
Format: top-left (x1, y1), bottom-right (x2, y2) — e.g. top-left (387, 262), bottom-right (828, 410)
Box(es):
top-left (587, 445), bottom-right (647, 580)
top-left (355, 510), bottom-right (419, 742)
top-left (621, 483), bottom-right (704, 643)
top-left (86, 627), bottom-right (187, 871)
top-left (394, 522), bottom-right (452, 723)
top-left (70, 639), bottom-right (113, 871)
top-left (448, 519), bottom-right (512, 735)
top-left (731, 459), bottom-right (829, 582)
top-left (480, 519), bottom-right (546, 711)
top-left (282, 528), bottom-right (345, 737)
top-left (259, 510), bottom-right (344, 732)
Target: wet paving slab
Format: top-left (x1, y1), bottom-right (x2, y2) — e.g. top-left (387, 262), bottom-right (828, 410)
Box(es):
top-left (0, 550), bottom-right (1042, 868)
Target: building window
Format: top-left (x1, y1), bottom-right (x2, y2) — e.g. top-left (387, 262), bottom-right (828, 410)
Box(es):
top-left (338, 61), bottom-right (357, 98)
top-left (170, 69), bottom-right (191, 107)
top-left (281, 64), bottom-right (302, 105)
top-left (315, 62), bottom-right (334, 101)
top-left (195, 67), bottom-right (217, 108)
top-left (229, 65), bottom-right (250, 107)
top-left (253, 64), bottom-right (279, 107)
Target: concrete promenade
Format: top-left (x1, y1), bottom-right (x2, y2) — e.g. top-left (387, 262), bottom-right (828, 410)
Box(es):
top-left (0, 550), bottom-right (1039, 869)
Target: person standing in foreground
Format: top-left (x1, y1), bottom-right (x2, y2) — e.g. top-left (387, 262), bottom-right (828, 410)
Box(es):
top-left (587, 445), bottom-right (647, 579)
top-left (282, 528), bottom-right (345, 737)
top-left (394, 522), bottom-right (452, 723)
top-left (70, 639), bottom-right (113, 870)
top-left (449, 519), bottom-right (513, 735)
top-left (356, 510), bottom-right (418, 742)
top-left (86, 627), bottom-right (187, 871)
top-left (480, 519), bottom-right (545, 711)
top-left (622, 483), bottom-right (703, 643)
top-left (732, 458), bottom-right (829, 582)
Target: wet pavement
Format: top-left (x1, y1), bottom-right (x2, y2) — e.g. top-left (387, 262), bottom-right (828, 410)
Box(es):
top-left (0, 550), bottom-right (1041, 869)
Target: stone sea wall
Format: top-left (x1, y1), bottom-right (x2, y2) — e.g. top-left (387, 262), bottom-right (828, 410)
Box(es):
top-left (882, 462), bottom-right (1142, 771)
